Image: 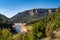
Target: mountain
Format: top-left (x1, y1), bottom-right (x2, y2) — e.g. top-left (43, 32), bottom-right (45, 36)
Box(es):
top-left (0, 14), bottom-right (16, 33)
top-left (0, 14), bottom-right (13, 28)
top-left (11, 8), bottom-right (57, 23)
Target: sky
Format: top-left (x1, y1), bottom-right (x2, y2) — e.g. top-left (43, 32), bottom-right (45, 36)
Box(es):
top-left (0, 0), bottom-right (60, 18)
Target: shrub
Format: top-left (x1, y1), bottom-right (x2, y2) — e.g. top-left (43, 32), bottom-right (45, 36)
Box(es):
top-left (12, 33), bottom-right (21, 40)
top-left (0, 29), bottom-right (12, 40)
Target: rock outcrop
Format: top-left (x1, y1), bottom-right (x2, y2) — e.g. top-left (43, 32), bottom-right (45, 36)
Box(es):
top-left (11, 8), bottom-right (57, 23)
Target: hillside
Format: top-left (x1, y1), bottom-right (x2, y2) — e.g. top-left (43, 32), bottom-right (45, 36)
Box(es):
top-left (0, 14), bottom-right (16, 33)
top-left (21, 7), bottom-right (60, 40)
top-left (11, 8), bottom-right (57, 23)
top-left (0, 14), bottom-right (12, 28)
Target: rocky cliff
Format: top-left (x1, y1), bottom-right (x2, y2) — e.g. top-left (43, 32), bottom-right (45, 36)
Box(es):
top-left (11, 8), bottom-right (57, 23)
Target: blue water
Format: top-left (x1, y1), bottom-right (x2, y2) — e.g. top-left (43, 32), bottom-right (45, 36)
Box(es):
top-left (16, 25), bottom-right (20, 32)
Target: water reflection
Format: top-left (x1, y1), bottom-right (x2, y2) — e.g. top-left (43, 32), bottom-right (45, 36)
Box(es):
top-left (16, 25), bottom-right (20, 32)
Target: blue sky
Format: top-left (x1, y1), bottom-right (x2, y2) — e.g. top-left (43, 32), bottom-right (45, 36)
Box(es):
top-left (0, 0), bottom-right (60, 18)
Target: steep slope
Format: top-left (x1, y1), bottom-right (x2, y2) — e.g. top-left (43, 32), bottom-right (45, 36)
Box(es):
top-left (0, 14), bottom-right (16, 33)
top-left (11, 8), bottom-right (57, 23)
top-left (31, 7), bottom-right (60, 40)
top-left (0, 14), bottom-right (12, 28)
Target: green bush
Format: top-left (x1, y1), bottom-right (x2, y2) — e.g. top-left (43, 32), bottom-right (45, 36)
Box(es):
top-left (37, 32), bottom-right (44, 38)
top-left (22, 30), bottom-right (35, 40)
top-left (0, 29), bottom-right (12, 40)
top-left (32, 21), bottom-right (46, 40)
top-left (0, 28), bottom-right (22, 40)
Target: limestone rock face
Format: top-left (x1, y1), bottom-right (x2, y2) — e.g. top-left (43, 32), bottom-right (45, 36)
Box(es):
top-left (11, 8), bottom-right (57, 23)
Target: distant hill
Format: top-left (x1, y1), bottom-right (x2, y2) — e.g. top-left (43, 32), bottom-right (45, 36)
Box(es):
top-left (11, 8), bottom-right (57, 23)
top-left (0, 14), bottom-right (16, 33)
top-left (0, 14), bottom-right (12, 28)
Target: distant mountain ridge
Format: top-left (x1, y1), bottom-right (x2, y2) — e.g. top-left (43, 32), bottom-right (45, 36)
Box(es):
top-left (11, 8), bottom-right (57, 23)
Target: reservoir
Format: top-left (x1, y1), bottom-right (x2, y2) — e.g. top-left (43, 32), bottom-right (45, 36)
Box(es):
top-left (16, 25), bottom-right (20, 32)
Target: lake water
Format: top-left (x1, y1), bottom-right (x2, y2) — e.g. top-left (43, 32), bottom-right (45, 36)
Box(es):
top-left (16, 25), bottom-right (20, 32)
